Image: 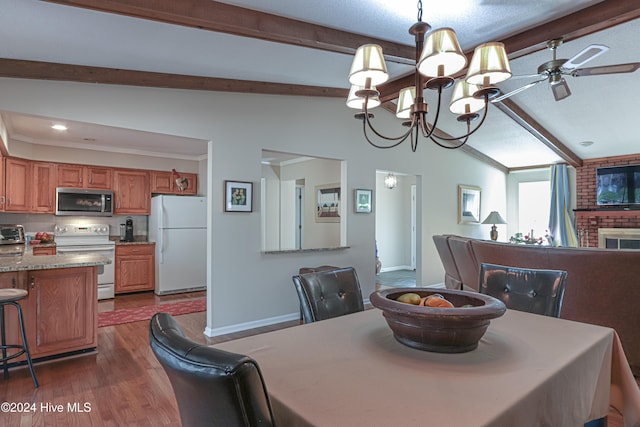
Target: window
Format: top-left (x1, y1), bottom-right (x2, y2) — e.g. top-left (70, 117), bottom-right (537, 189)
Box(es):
top-left (518, 181), bottom-right (550, 238)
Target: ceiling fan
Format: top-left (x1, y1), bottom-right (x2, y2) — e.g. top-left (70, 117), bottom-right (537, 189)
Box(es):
top-left (492, 39), bottom-right (640, 103)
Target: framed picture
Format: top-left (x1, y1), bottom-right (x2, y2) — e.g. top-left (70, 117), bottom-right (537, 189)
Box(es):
top-left (315, 183), bottom-right (341, 222)
top-left (355, 189), bottom-right (373, 213)
top-left (458, 185), bottom-right (481, 224)
top-left (224, 180), bottom-right (253, 212)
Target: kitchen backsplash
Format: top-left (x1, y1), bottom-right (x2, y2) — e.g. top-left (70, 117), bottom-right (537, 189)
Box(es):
top-left (0, 213), bottom-right (149, 240)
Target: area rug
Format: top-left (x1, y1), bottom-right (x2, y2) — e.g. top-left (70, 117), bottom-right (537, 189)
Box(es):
top-left (98, 298), bottom-right (206, 327)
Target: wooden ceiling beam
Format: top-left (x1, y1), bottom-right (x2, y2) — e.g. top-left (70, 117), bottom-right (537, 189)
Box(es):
top-left (42, 0), bottom-right (415, 63)
top-left (0, 58), bottom-right (348, 98)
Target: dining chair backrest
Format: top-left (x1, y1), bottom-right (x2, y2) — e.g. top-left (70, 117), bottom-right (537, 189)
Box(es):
top-left (149, 313), bottom-right (275, 427)
top-left (479, 263), bottom-right (568, 318)
top-left (292, 267), bottom-right (364, 323)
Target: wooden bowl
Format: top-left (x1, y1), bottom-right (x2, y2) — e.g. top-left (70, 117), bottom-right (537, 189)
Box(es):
top-left (370, 288), bottom-right (506, 353)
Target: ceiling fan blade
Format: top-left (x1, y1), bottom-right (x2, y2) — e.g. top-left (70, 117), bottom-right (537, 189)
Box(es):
top-left (572, 62), bottom-right (640, 77)
top-left (509, 73), bottom-right (546, 80)
top-left (561, 44), bottom-right (609, 70)
top-left (491, 79), bottom-right (545, 103)
top-left (551, 78), bottom-right (571, 101)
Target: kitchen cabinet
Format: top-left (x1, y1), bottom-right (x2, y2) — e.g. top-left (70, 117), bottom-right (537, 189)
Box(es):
top-left (57, 164), bottom-right (112, 189)
top-left (32, 161), bottom-right (57, 213)
top-left (115, 244), bottom-right (155, 294)
top-left (0, 267), bottom-right (96, 361)
top-left (32, 246), bottom-right (56, 256)
top-left (0, 157), bottom-right (4, 212)
top-left (28, 267), bottom-right (97, 358)
top-left (151, 170), bottom-right (198, 195)
top-left (113, 169), bottom-right (150, 214)
top-left (4, 157), bottom-right (31, 212)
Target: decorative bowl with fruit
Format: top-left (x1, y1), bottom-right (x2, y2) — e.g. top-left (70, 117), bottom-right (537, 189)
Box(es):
top-left (369, 288), bottom-right (506, 353)
top-left (33, 232), bottom-right (54, 244)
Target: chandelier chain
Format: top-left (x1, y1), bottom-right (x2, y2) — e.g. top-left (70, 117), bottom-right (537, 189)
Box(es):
top-left (417, 0), bottom-right (422, 22)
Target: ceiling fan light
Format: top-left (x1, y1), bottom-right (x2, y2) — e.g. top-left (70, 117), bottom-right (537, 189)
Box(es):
top-left (396, 86), bottom-right (416, 119)
top-left (449, 80), bottom-right (485, 114)
top-left (346, 84), bottom-right (381, 110)
top-left (466, 42), bottom-right (512, 85)
top-left (417, 28), bottom-right (466, 77)
top-left (349, 44), bottom-right (389, 86)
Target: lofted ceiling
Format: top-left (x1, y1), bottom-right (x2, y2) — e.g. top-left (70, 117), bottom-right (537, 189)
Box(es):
top-left (1, 0), bottom-right (639, 168)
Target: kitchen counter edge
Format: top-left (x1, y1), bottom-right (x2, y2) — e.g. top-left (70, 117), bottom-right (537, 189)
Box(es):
top-left (0, 253), bottom-right (111, 272)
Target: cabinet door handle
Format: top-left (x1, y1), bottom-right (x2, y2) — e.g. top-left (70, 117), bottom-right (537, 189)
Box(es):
top-left (11, 277), bottom-right (16, 288)
top-left (30, 276), bottom-right (35, 289)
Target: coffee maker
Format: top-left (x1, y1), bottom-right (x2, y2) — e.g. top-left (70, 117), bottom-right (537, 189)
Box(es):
top-left (125, 217), bottom-right (134, 242)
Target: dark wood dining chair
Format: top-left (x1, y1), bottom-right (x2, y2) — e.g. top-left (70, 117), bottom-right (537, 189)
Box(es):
top-left (478, 263), bottom-right (567, 318)
top-left (149, 313), bottom-right (275, 427)
top-left (292, 267), bottom-right (364, 323)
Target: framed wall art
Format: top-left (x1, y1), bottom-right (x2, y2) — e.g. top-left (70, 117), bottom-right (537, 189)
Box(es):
top-left (458, 185), bottom-right (481, 224)
top-left (315, 183), bottom-right (341, 222)
top-left (355, 189), bottom-right (373, 213)
top-left (224, 180), bottom-right (253, 212)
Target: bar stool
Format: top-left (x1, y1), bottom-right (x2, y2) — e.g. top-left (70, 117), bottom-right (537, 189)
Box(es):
top-left (0, 288), bottom-right (38, 388)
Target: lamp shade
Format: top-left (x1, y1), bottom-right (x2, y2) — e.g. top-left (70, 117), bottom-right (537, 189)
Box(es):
top-left (417, 28), bottom-right (466, 78)
top-left (346, 84), bottom-right (381, 110)
top-left (349, 44), bottom-right (389, 87)
top-left (384, 173), bottom-right (398, 189)
top-left (466, 42), bottom-right (511, 86)
top-left (449, 80), bottom-right (485, 115)
top-left (482, 211), bottom-right (507, 225)
top-left (396, 86), bottom-right (416, 119)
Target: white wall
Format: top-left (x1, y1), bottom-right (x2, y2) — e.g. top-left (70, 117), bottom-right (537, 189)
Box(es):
top-left (0, 77), bottom-right (507, 334)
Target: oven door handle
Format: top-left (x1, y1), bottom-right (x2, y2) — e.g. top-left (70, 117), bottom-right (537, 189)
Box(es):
top-left (57, 246), bottom-right (114, 253)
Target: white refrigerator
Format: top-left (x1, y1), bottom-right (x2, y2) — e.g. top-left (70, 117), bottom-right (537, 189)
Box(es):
top-left (149, 195), bottom-right (207, 295)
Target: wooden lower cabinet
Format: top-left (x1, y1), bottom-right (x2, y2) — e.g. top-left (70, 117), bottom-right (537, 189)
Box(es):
top-left (0, 267), bottom-right (97, 360)
top-left (115, 244), bottom-right (155, 294)
top-left (32, 246), bottom-right (56, 256)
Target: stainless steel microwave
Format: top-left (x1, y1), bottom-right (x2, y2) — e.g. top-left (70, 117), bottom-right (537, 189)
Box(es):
top-left (55, 188), bottom-right (114, 216)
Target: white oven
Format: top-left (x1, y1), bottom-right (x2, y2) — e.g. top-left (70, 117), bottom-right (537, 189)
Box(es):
top-left (54, 223), bottom-right (116, 300)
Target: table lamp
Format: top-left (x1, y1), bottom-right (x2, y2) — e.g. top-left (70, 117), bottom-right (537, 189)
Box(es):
top-left (482, 211), bottom-right (507, 241)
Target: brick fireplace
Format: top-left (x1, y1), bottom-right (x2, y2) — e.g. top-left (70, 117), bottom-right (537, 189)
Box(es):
top-left (575, 154), bottom-right (640, 247)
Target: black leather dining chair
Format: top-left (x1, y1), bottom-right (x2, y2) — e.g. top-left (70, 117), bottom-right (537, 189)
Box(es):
top-left (149, 313), bottom-right (275, 427)
top-left (478, 262), bottom-right (568, 318)
top-left (292, 266), bottom-right (364, 323)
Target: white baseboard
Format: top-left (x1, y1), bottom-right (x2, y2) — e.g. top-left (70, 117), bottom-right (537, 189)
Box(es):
top-left (204, 312), bottom-right (299, 338)
top-left (379, 265), bottom-right (413, 273)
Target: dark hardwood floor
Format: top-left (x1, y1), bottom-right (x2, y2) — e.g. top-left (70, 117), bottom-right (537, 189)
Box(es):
top-left (0, 290), bottom-right (298, 426)
top-left (0, 290), bottom-right (630, 426)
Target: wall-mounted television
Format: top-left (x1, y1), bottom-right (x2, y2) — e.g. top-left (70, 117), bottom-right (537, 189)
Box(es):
top-left (596, 164), bottom-right (640, 206)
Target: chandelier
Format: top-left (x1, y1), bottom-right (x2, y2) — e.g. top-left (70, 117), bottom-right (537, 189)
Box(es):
top-left (346, 0), bottom-right (512, 150)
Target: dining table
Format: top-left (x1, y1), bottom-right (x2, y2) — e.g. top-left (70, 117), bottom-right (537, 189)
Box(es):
top-left (215, 308), bottom-right (640, 426)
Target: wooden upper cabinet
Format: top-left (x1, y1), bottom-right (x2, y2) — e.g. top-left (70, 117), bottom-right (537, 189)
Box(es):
top-left (57, 164), bottom-right (112, 189)
top-left (32, 161), bottom-right (56, 213)
top-left (5, 157), bottom-right (31, 212)
top-left (151, 171), bottom-right (197, 195)
top-left (113, 169), bottom-right (150, 214)
top-left (86, 167), bottom-right (112, 189)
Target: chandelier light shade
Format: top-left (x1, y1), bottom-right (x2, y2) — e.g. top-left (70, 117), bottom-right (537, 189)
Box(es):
top-left (417, 28), bottom-right (466, 78)
top-left (348, 44), bottom-right (389, 87)
top-left (466, 42), bottom-right (512, 86)
top-left (449, 80), bottom-right (485, 115)
top-left (346, 1), bottom-right (512, 151)
top-left (384, 173), bottom-right (398, 189)
top-left (396, 87), bottom-right (416, 119)
top-left (482, 211), bottom-right (507, 241)
top-left (347, 84), bottom-right (381, 110)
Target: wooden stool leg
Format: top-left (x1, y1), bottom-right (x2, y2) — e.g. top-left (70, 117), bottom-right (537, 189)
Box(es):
top-left (0, 305), bottom-right (8, 380)
top-left (14, 303), bottom-right (38, 388)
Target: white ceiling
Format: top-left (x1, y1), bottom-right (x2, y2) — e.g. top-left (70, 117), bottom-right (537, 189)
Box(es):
top-left (0, 0), bottom-right (638, 168)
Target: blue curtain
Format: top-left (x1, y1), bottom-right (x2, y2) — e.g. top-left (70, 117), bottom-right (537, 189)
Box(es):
top-left (548, 164), bottom-right (578, 247)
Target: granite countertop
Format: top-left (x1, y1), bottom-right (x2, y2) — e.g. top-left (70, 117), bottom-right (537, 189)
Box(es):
top-left (110, 236), bottom-right (154, 245)
top-left (0, 252), bottom-right (111, 272)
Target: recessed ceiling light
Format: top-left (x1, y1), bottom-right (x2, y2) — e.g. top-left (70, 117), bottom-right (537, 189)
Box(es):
top-left (579, 141), bottom-right (594, 147)
top-left (51, 124), bottom-right (68, 131)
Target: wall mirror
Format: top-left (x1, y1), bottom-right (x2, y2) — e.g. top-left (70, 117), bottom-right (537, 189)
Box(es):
top-left (261, 149), bottom-right (345, 252)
